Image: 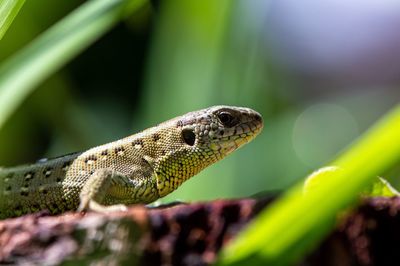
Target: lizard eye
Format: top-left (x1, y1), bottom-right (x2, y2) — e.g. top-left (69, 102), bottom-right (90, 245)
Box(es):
top-left (182, 129), bottom-right (196, 146)
top-left (217, 112), bottom-right (238, 127)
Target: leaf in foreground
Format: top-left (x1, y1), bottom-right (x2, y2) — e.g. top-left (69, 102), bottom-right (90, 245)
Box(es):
top-left (217, 105), bottom-right (400, 266)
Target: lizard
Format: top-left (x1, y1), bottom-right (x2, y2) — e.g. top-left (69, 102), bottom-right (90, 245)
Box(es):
top-left (0, 105), bottom-right (263, 219)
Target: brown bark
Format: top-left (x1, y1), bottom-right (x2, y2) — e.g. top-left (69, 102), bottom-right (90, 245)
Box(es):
top-left (0, 196), bottom-right (398, 266)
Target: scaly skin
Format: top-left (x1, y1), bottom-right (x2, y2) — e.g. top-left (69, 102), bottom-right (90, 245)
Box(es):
top-left (0, 106), bottom-right (263, 219)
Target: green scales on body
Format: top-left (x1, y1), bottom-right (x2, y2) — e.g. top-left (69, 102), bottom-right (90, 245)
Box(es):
top-left (0, 106), bottom-right (263, 219)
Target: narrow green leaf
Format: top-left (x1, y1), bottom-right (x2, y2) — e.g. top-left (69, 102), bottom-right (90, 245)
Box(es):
top-left (0, 0), bottom-right (25, 40)
top-left (217, 105), bottom-right (400, 266)
top-left (0, 0), bottom-right (146, 130)
top-left (305, 166), bottom-right (399, 198)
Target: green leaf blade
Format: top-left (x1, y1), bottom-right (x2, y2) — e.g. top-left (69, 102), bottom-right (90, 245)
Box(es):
top-left (0, 0), bottom-right (25, 41)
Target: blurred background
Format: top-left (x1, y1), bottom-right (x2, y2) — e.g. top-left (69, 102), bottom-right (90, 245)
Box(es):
top-left (1, 0), bottom-right (400, 202)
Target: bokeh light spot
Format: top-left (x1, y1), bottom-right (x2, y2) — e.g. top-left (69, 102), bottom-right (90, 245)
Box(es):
top-left (292, 103), bottom-right (359, 168)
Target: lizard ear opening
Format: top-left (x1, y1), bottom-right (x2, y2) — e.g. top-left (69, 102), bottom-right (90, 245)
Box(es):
top-left (182, 129), bottom-right (196, 146)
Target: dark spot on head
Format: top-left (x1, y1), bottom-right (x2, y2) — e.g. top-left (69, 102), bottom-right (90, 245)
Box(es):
top-left (20, 191), bottom-right (29, 197)
top-left (41, 189), bottom-right (48, 195)
top-left (56, 177), bottom-right (62, 182)
top-left (23, 183), bottom-right (29, 188)
top-left (220, 130), bottom-right (224, 136)
top-left (153, 133), bottom-right (161, 142)
top-left (101, 150), bottom-right (108, 156)
top-left (15, 205), bottom-right (22, 212)
top-left (5, 186), bottom-right (11, 191)
top-left (182, 129), bottom-right (196, 146)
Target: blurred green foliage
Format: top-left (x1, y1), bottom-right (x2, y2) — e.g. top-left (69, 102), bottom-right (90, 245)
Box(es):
top-left (1, 0), bottom-right (398, 200)
top-left (1, 1), bottom-right (400, 265)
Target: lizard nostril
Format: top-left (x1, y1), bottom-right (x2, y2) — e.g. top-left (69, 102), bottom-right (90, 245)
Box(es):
top-left (254, 113), bottom-right (263, 124)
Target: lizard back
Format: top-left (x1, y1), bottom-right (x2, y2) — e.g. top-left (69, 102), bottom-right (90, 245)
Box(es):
top-left (0, 106), bottom-right (263, 219)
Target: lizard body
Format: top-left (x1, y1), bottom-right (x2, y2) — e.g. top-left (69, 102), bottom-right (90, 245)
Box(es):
top-left (0, 106), bottom-right (263, 219)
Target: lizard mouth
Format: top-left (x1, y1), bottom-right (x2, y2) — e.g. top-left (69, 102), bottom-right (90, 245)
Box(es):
top-left (208, 116), bottom-right (263, 154)
top-left (226, 112), bottom-right (263, 141)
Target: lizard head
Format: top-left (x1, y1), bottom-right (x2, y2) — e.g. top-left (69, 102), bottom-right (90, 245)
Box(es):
top-left (154, 105), bottom-right (263, 197)
top-left (179, 105), bottom-right (263, 156)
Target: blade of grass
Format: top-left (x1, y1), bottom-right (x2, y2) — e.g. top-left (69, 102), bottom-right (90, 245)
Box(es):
top-left (0, 0), bottom-right (146, 130)
top-left (217, 104), bottom-right (400, 266)
top-left (0, 0), bottom-right (25, 41)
